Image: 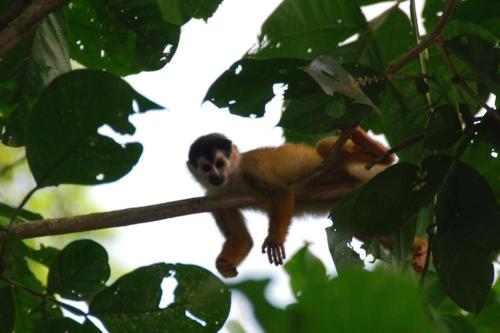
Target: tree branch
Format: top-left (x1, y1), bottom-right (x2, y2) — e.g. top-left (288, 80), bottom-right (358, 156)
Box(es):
top-left (0, 0), bottom-right (68, 56)
top-left (11, 185), bottom-right (356, 239)
top-left (385, 0), bottom-right (459, 76)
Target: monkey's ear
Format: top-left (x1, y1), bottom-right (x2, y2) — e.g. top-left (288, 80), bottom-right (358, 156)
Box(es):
top-left (186, 161), bottom-right (197, 175)
top-left (230, 144), bottom-right (240, 161)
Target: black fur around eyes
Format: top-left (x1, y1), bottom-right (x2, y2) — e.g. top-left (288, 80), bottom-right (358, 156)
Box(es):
top-left (188, 133), bottom-right (232, 166)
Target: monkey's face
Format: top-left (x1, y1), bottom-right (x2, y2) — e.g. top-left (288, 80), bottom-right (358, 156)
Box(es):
top-left (187, 133), bottom-right (240, 190)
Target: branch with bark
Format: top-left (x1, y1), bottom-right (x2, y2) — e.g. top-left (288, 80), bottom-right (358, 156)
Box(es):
top-left (0, 0), bottom-right (68, 56)
top-left (11, 185), bottom-right (356, 239)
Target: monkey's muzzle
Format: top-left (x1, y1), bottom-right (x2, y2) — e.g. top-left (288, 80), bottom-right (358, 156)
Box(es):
top-left (209, 175), bottom-right (225, 186)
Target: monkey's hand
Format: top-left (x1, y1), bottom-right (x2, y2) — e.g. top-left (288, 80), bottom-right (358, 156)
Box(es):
top-left (216, 256), bottom-right (239, 278)
top-left (261, 236), bottom-right (286, 266)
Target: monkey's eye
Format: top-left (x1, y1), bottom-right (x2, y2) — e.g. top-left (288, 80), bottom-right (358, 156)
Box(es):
top-left (202, 164), bottom-right (212, 173)
top-left (215, 160), bottom-right (225, 169)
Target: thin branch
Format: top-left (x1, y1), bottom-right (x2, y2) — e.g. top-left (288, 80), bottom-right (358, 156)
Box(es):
top-left (0, 0), bottom-right (29, 30)
top-left (11, 185), bottom-right (356, 239)
top-left (365, 133), bottom-right (426, 170)
top-left (386, 0), bottom-right (460, 76)
top-left (436, 37), bottom-right (500, 124)
top-left (0, 0), bottom-right (68, 56)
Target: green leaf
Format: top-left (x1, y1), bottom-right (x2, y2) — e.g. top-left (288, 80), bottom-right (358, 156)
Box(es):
top-left (325, 228), bottom-right (363, 274)
top-left (47, 239), bottom-right (110, 300)
top-left (231, 279), bottom-right (290, 333)
top-left (423, 0), bottom-right (500, 38)
top-left (297, 269), bottom-right (435, 333)
top-left (0, 287), bottom-right (15, 333)
top-left (438, 315), bottom-right (480, 333)
top-left (65, 0), bottom-right (180, 76)
top-left (471, 288), bottom-right (500, 333)
top-left (26, 69), bottom-right (161, 187)
top-left (205, 58), bottom-right (312, 117)
top-left (250, 0), bottom-right (367, 59)
top-left (284, 245), bottom-right (328, 299)
top-left (0, 203), bottom-right (43, 224)
top-left (90, 263), bottom-right (230, 333)
top-left (27, 244), bottom-right (60, 267)
top-left (34, 318), bottom-right (101, 333)
top-left (424, 104), bottom-right (463, 150)
top-left (0, 13), bottom-right (70, 146)
top-left (434, 161), bottom-right (500, 313)
top-left (156, 0), bottom-right (223, 25)
top-left (448, 34), bottom-right (500, 96)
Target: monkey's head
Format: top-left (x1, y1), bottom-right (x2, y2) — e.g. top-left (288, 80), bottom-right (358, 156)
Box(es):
top-left (187, 133), bottom-right (240, 189)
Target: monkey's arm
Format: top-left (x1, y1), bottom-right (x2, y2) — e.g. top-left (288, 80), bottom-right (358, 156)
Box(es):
top-left (213, 209), bottom-right (253, 278)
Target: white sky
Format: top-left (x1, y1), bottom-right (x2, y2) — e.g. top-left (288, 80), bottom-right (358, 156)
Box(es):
top-left (89, 1), bottom-right (425, 332)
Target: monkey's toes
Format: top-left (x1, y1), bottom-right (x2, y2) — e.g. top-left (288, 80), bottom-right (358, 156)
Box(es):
top-left (216, 256), bottom-right (238, 278)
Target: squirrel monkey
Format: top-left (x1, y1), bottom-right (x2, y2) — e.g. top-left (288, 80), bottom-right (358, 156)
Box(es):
top-left (187, 128), bottom-right (426, 277)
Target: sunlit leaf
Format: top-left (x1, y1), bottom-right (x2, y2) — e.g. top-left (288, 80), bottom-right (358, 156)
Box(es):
top-left (65, 0), bottom-right (180, 75)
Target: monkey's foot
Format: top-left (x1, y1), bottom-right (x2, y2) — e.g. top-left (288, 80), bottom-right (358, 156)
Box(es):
top-left (261, 237), bottom-right (286, 266)
top-left (411, 240), bottom-right (428, 273)
top-left (216, 256), bottom-right (238, 278)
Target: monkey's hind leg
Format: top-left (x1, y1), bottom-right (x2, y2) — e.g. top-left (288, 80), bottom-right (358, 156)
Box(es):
top-left (213, 209), bottom-right (253, 278)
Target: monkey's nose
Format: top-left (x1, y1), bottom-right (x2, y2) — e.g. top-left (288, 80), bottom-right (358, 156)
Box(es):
top-left (209, 175), bottom-right (225, 186)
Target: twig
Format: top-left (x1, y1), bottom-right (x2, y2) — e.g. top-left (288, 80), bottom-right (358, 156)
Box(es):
top-left (365, 134), bottom-right (426, 170)
top-left (11, 185), bottom-right (356, 239)
top-left (0, 0), bottom-right (68, 56)
top-left (385, 0), bottom-right (460, 76)
top-left (436, 37), bottom-right (500, 124)
top-left (0, 275), bottom-right (88, 317)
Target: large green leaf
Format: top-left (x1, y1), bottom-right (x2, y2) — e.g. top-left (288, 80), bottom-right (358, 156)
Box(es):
top-left (205, 58), bottom-right (312, 117)
top-left (47, 240), bottom-right (110, 300)
top-left (231, 279), bottom-right (290, 333)
top-left (90, 263), bottom-right (230, 333)
top-left (0, 13), bottom-right (70, 146)
top-left (284, 245), bottom-right (328, 300)
top-left (448, 34), bottom-right (500, 97)
top-left (297, 269), bottom-right (435, 333)
top-left (424, 104), bottom-right (463, 150)
top-left (156, 0), bottom-right (223, 25)
top-left (25, 69), bottom-right (161, 187)
top-left (34, 318), bottom-right (101, 333)
top-left (65, 0), bottom-right (180, 76)
top-left (434, 161), bottom-right (500, 313)
top-left (249, 0), bottom-right (367, 60)
top-left (423, 0), bottom-right (500, 38)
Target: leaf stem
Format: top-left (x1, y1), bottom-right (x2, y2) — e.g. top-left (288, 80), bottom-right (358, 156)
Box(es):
top-left (0, 275), bottom-right (88, 317)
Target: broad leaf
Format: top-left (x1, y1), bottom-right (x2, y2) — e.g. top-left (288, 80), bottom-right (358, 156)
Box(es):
top-left (65, 0), bottom-right (180, 76)
top-left (284, 245), bottom-right (328, 299)
top-left (0, 13), bottom-right (70, 146)
top-left (205, 58), bottom-right (312, 117)
top-left (47, 240), bottom-right (110, 300)
top-left (26, 69), bottom-right (161, 187)
top-left (434, 161), bottom-right (500, 313)
top-left (90, 263), bottom-right (230, 333)
top-left (26, 244), bottom-right (60, 267)
top-left (448, 34), bottom-right (500, 97)
top-left (34, 318), bottom-right (100, 333)
top-left (250, 0), bottom-right (367, 59)
top-left (156, 0), bottom-right (223, 25)
top-left (325, 228), bottom-right (363, 274)
top-left (231, 279), bottom-right (290, 333)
